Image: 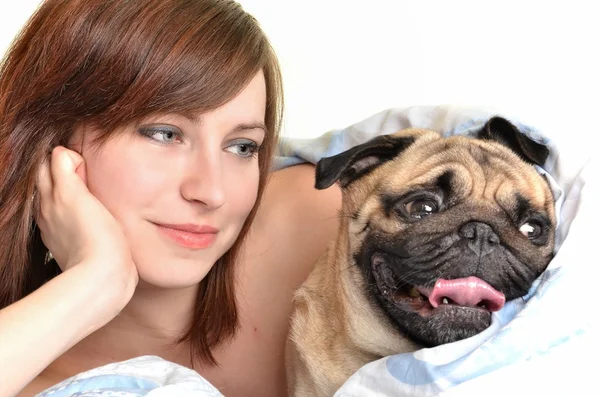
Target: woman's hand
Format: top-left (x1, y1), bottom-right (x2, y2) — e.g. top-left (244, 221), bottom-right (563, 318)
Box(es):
top-left (35, 146), bottom-right (138, 304)
top-left (0, 147), bottom-right (140, 397)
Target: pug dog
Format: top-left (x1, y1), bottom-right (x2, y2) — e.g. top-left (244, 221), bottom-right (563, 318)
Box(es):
top-left (286, 117), bottom-right (556, 397)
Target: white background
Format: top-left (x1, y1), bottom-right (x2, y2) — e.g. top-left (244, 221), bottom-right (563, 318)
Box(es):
top-left (0, 3), bottom-right (596, 391)
top-left (2, 1), bottom-right (598, 155)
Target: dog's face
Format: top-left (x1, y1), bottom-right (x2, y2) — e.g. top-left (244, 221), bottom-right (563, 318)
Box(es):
top-left (315, 117), bottom-right (556, 347)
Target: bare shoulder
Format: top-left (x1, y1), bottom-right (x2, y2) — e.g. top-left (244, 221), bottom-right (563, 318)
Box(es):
top-left (249, 163), bottom-right (342, 288)
top-left (220, 165), bottom-right (341, 397)
top-left (262, 163), bottom-right (341, 228)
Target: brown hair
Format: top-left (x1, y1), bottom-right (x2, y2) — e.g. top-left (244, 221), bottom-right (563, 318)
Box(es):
top-left (0, 0), bottom-right (283, 365)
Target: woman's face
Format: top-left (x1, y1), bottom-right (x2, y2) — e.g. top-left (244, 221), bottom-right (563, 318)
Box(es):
top-left (74, 72), bottom-right (266, 288)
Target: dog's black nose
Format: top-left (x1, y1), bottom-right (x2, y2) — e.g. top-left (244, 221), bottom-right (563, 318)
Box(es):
top-left (458, 222), bottom-right (500, 256)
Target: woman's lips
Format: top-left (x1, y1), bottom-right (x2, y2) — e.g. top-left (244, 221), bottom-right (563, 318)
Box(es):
top-left (154, 223), bottom-right (218, 249)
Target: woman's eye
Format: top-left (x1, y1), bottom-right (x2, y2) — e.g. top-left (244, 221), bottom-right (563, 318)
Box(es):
top-left (404, 198), bottom-right (439, 220)
top-left (225, 140), bottom-right (259, 158)
top-left (152, 130), bottom-right (179, 143)
top-left (138, 126), bottom-right (183, 144)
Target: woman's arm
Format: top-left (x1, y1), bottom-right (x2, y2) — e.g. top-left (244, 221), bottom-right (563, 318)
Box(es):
top-left (0, 147), bottom-right (137, 397)
top-left (0, 262), bottom-right (132, 397)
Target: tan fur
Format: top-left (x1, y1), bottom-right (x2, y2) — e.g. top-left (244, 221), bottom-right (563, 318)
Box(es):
top-left (286, 128), bottom-right (555, 396)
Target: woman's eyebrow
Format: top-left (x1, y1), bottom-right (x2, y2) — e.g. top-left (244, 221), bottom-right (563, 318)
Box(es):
top-left (178, 113), bottom-right (266, 134)
top-left (231, 122), bottom-right (267, 133)
top-left (175, 111), bottom-right (202, 124)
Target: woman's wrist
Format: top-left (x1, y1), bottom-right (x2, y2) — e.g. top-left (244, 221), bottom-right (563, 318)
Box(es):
top-left (60, 260), bottom-right (137, 337)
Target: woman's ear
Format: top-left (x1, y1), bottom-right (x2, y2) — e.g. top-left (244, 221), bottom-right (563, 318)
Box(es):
top-left (67, 126), bottom-right (85, 153)
top-left (65, 127), bottom-right (88, 185)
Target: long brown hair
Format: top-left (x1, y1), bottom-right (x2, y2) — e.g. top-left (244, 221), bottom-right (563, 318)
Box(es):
top-left (0, 0), bottom-right (283, 365)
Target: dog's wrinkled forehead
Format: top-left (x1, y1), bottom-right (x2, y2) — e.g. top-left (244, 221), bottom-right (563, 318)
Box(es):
top-left (315, 116), bottom-right (555, 225)
top-left (315, 116), bottom-right (550, 192)
top-left (380, 136), bottom-right (551, 205)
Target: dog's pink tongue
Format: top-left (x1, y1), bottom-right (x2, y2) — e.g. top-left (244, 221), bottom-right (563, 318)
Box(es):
top-left (428, 277), bottom-right (505, 311)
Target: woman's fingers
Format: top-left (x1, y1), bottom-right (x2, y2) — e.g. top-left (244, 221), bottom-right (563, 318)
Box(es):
top-left (49, 146), bottom-right (86, 193)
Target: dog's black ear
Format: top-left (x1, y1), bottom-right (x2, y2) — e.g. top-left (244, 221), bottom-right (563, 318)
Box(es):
top-left (476, 116), bottom-right (549, 166)
top-left (315, 135), bottom-right (415, 190)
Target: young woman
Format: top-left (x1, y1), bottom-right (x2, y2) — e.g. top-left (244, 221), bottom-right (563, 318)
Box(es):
top-left (0, 1), bottom-right (341, 396)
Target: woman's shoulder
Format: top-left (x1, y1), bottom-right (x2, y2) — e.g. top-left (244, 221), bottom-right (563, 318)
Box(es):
top-left (261, 163), bottom-right (341, 250)
top-left (263, 163), bottom-right (341, 226)
top-left (247, 163), bottom-right (342, 286)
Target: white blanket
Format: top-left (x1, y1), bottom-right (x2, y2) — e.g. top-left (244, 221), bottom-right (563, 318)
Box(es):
top-left (37, 106), bottom-right (597, 396)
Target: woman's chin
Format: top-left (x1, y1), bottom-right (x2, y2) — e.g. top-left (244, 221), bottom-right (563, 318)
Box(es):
top-left (133, 260), bottom-right (215, 290)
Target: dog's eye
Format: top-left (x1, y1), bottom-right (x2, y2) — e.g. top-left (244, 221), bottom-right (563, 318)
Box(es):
top-left (517, 215), bottom-right (550, 246)
top-left (519, 221), bottom-right (542, 239)
top-left (404, 199), bottom-right (438, 219)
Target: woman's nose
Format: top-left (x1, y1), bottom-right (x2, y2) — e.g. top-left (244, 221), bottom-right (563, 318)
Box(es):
top-left (180, 152), bottom-right (226, 209)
